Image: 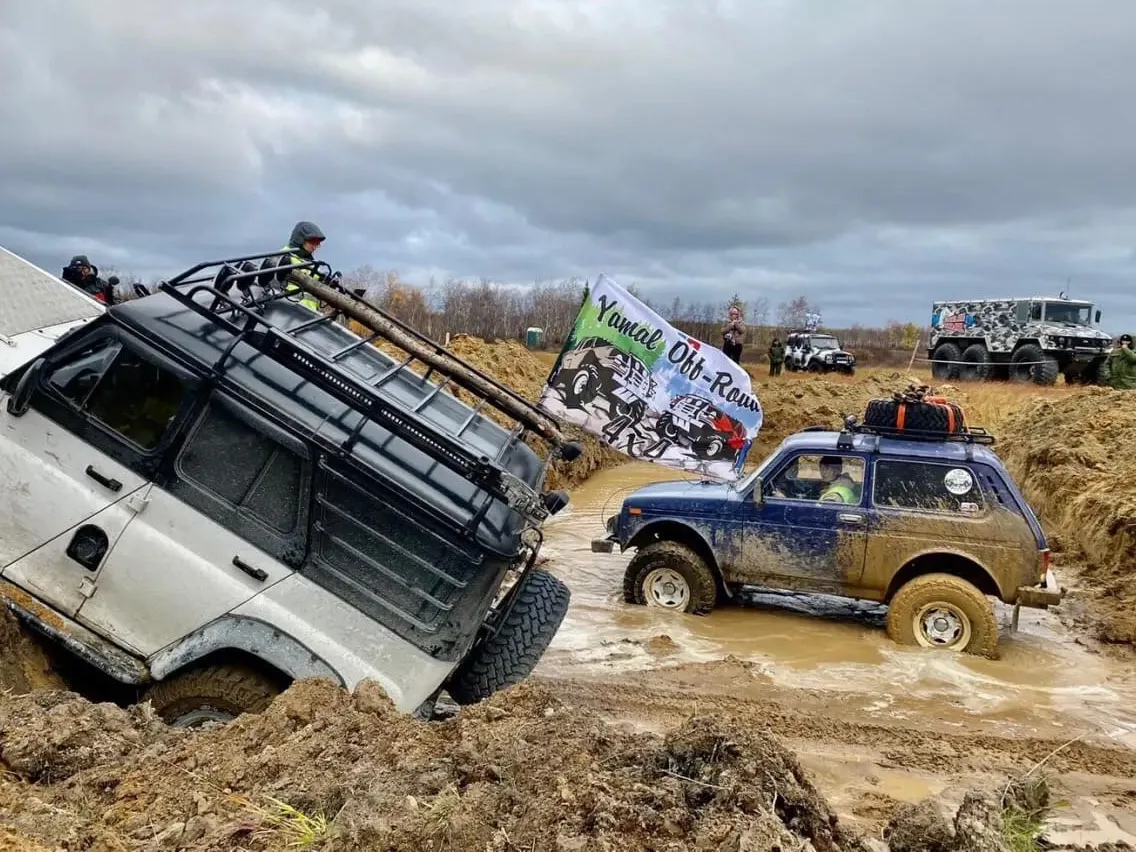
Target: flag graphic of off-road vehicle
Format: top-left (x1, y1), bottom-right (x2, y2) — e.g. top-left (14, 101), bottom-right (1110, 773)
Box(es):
top-left (551, 336), bottom-right (657, 424)
top-left (654, 394), bottom-right (747, 464)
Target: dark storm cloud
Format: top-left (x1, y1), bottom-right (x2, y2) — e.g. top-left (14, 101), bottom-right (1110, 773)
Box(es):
top-left (2, 0), bottom-right (1136, 330)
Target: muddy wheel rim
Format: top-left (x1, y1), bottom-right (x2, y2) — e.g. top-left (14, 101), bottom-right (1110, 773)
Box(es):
top-left (913, 602), bottom-right (971, 649)
top-left (642, 568), bottom-right (690, 610)
top-left (168, 705), bottom-right (238, 729)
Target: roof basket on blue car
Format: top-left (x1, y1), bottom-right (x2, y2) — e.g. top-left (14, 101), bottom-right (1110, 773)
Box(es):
top-left (155, 250), bottom-right (580, 526)
top-left (839, 415), bottom-right (996, 447)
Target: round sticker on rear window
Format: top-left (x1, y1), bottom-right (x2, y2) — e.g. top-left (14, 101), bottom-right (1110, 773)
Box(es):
top-left (944, 468), bottom-right (974, 495)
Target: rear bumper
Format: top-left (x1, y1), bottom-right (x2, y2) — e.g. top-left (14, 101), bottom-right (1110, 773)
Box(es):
top-left (1016, 568), bottom-right (1062, 608)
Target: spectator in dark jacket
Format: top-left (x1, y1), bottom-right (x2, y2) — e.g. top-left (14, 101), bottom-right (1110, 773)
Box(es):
top-left (768, 338), bottom-right (785, 377)
top-left (721, 306), bottom-right (746, 364)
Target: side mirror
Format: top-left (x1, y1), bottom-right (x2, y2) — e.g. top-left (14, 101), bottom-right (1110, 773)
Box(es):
top-left (6, 358), bottom-right (45, 417)
top-left (752, 476), bottom-right (764, 507)
top-left (1095, 310), bottom-right (1102, 324)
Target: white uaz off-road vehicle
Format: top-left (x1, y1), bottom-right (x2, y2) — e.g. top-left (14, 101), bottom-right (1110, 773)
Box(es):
top-left (0, 249), bottom-right (579, 726)
top-left (784, 331), bottom-right (856, 375)
top-left (929, 297), bottom-right (1112, 386)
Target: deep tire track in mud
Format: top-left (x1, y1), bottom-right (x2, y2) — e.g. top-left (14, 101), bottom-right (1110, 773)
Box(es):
top-left (536, 673), bottom-right (1136, 780)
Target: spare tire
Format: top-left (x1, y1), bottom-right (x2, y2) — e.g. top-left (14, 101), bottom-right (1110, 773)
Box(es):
top-left (864, 398), bottom-right (967, 434)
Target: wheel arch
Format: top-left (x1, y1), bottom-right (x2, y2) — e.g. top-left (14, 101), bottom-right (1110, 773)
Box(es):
top-left (147, 615), bottom-right (345, 687)
top-left (885, 551), bottom-right (1003, 603)
top-left (627, 521), bottom-right (724, 590)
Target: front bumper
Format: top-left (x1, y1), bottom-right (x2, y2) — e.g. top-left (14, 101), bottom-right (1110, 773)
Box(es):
top-left (1016, 568), bottom-right (1062, 609)
top-left (591, 537), bottom-right (616, 554)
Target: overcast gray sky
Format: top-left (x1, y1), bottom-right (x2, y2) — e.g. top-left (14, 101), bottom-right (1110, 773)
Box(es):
top-left (3, 0), bottom-right (1135, 330)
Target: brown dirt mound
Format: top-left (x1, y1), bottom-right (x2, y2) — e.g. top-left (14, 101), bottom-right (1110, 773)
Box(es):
top-left (0, 678), bottom-right (870, 852)
top-left (998, 388), bottom-right (1136, 645)
top-left (0, 608), bottom-right (67, 695)
top-left (749, 370), bottom-right (923, 454)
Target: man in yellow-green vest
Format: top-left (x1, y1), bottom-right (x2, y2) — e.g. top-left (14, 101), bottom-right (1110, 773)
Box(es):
top-left (281, 220), bottom-right (327, 311)
top-left (818, 456), bottom-right (860, 504)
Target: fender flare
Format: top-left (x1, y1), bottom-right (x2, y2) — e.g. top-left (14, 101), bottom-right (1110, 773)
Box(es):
top-left (627, 520), bottom-right (730, 598)
top-left (147, 615), bottom-right (345, 686)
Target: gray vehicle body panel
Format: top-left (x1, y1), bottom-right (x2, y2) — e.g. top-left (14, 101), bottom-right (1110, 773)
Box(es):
top-left (930, 298), bottom-right (1111, 355)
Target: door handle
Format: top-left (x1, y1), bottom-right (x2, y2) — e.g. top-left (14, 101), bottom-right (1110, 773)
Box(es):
top-left (838, 513), bottom-right (866, 524)
top-left (232, 556), bottom-right (268, 583)
top-left (85, 465), bottom-right (122, 493)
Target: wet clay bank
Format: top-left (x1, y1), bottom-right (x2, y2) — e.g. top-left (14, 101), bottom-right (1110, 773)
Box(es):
top-left (2, 342), bottom-right (1134, 849)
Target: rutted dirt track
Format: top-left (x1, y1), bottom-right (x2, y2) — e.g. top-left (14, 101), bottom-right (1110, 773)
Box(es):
top-left (2, 339), bottom-right (1136, 850)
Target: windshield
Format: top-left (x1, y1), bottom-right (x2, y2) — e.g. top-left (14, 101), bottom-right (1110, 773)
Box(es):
top-left (810, 336), bottom-right (839, 350)
top-left (1043, 302), bottom-right (1093, 326)
top-left (733, 451), bottom-right (779, 493)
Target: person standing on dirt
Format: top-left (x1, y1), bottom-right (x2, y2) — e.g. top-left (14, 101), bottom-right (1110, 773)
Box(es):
top-left (768, 337), bottom-right (785, 377)
top-left (721, 306), bottom-right (746, 364)
top-left (1106, 333), bottom-right (1136, 390)
top-left (281, 221), bottom-right (327, 312)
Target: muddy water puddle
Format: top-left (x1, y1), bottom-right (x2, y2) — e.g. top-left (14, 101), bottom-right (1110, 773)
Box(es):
top-left (538, 462), bottom-right (1136, 748)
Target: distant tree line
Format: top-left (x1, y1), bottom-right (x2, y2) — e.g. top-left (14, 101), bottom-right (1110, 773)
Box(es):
top-left (337, 266), bottom-right (924, 365)
top-left (123, 262), bottom-right (924, 365)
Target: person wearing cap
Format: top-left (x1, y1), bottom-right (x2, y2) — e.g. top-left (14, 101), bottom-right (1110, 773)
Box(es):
top-left (281, 221), bottom-right (327, 312)
top-left (1106, 333), bottom-right (1136, 390)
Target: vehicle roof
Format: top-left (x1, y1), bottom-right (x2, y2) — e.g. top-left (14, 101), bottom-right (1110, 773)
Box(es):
top-left (932, 297), bottom-right (1094, 306)
top-left (109, 291), bottom-right (542, 554)
top-left (779, 430), bottom-right (1001, 465)
top-left (0, 246), bottom-right (104, 338)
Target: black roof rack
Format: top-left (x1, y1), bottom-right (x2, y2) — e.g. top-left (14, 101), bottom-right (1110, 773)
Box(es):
top-left (835, 417), bottom-right (996, 450)
top-left (157, 251), bottom-right (577, 527)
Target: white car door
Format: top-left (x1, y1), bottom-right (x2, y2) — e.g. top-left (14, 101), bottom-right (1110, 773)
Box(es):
top-left (1, 330), bottom-right (193, 615)
top-left (76, 393), bottom-right (310, 655)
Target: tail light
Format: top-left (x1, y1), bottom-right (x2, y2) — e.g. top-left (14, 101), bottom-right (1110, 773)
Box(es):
top-left (1039, 548), bottom-right (1051, 582)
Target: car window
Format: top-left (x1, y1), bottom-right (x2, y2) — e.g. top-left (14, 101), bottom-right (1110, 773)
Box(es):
top-left (46, 337), bottom-right (187, 451)
top-left (873, 460), bottom-right (985, 515)
top-left (174, 398), bottom-right (307, 540)
top-left (767, 454), bottom-right (865, 505)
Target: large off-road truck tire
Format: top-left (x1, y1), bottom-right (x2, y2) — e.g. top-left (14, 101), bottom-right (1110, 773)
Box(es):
top-left (1010, 344), bottom-right (1059, 386)
top-left (863, 398), bottom-right (966, 434)
top-left (623, 541), bottom-right (718, 615)
top-left (886, 573), bottom-right (999, 657)
top-left (959, 344), bottom-right (992, 381)
top-left (144, 663), bottom-right (285, 728)
top-left (445, 568), bottom-right (570, 705)
top-left (930, 343), bottom-right (962, 381)
top-left (1095, 357), bottom-right (1112, 387)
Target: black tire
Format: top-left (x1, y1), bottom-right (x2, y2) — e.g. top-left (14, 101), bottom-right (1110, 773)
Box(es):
top-left (842, 366), bottom-right (856, 376)
top-left (144, 663), bottom-right (284, 728)
top-left (930, 343), bottom-right (962, 380)
top-left (623, 541), bottom-right (718, 615)
top-left (1095, 358), bottom-right (1111, 387)
top-left (863, 399), bottom-right (964, 434)
top-left (1010, 344), bottom-right (1058, 386)
top-left (959, 344), bottom-right (992, 382)
top-left (886, 573), bottom-right (998, 657)
top-left (445, 569), bottom-right (570, 705)
top-left (693, 433), bottom-right (727, 460)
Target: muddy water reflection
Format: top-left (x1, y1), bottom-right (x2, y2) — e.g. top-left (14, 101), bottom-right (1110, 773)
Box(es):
top-left (539, 462), bottom-right (1136, 746)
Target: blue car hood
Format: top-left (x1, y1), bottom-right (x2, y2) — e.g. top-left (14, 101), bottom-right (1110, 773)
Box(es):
top-left (627, 479), bottom-right (734, 503)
